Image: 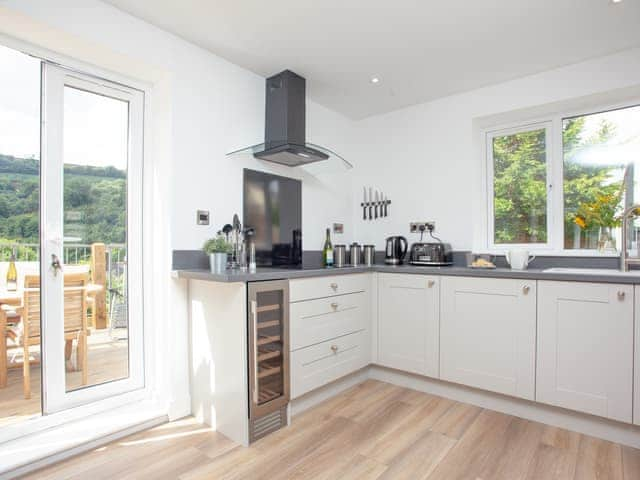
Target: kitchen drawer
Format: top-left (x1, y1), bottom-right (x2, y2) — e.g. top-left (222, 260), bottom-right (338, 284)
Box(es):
top-left (291, 330), bottom-right (368, 399)
top-left (290, 292), bottom-right (366, 350)
top-left (290, 274), bottom-right (367, 302)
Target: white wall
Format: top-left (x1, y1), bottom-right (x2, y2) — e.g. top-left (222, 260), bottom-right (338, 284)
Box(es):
top-left (354, 47), bottom-right (640, 251)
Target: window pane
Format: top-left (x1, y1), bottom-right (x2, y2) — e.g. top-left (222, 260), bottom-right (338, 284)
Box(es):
top-left (0, 44), bottom-right (42, 427)
top-left (63, 86), bottom-right (129, 392)
top-left (492, 128), bottom-right (548, 244)
top-left (563, 105), bottom-right (640, 251)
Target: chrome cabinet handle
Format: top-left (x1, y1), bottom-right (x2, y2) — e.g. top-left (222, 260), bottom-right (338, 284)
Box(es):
top-left (522, 285), bottom-right (530, 295)
top-left (331, 345), bottom-right (338, 353)
top-left (427, 280), bottom-right (435, 288)
top-left (330, 282), bottom-right (338, 290)
top-left (618, 291), bottom-right (626, 301)
top-left (331, 302), bottom-right (339, 309)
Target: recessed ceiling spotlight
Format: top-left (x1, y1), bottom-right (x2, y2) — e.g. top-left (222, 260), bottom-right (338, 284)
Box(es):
top-left (370, 77), bottom-right (380, 84)
top-left (611, 0), bottom-right (623, 3)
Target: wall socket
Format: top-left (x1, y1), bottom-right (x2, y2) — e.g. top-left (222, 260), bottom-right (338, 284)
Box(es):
top-left (410, 221), bottom-right (435, 233)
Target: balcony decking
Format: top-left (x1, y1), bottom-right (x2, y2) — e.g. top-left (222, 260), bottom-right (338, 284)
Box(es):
top-left (0, 328), bottom-right (128, 428)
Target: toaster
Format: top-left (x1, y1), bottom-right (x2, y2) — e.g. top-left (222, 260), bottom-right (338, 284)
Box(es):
top-left (409, 242), bottom-right (453, 266)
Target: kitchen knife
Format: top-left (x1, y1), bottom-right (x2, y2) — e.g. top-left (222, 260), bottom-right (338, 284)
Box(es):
top-left (374, 191), bottom-right (379, 219)
top-left (362, 187), bottom-right (367, 220)
top-left (384, 194), bottom-right (388, 216)
top-left (369, 187), bottom-right (373, 220)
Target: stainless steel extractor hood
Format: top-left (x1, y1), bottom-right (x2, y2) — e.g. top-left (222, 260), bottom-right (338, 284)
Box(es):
top-left (227, 70), bottom-right (352, 173)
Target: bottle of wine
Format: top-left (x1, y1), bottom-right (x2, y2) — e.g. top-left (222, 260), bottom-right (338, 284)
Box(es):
top-left (323, 228), bottom-right (334, 267)
top-left (6, 249), bottom-right (17, 292)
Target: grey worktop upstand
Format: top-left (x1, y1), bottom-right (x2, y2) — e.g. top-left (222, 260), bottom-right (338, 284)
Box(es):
top-left (173, 264), bottom-right (640, 285)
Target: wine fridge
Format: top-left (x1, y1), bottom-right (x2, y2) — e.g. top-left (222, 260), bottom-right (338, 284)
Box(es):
top-left (248, 280), bottom-right (290, 442)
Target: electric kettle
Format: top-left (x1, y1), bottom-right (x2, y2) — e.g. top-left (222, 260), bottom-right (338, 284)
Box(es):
top-left (385, 236), bottom-right (408, 265)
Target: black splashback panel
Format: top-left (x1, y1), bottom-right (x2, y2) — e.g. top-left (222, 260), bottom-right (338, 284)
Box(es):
top-left (243, 169), bottom-right (302, 266)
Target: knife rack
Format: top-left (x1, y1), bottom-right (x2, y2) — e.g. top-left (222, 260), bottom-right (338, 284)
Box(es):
top-left (361, 191), bottom-right (391, 221)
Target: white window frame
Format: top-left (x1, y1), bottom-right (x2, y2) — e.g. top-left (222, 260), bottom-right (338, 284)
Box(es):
top-left (482, 98), bottom-right (640, 256)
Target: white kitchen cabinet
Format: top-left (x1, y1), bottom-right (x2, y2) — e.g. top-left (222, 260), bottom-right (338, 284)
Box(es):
top-left (290, 292), bottom-right (367, 351)
top-left (537, 281), bottom-right (633, 423)
top-left (289, 274), bottom-right (370, 398)
top-left (291, 330), bottom-right (368, 399)
top-left (377, 273), bottom-right (439, 378)
top-left (440, 276), bottom-right (536, 400)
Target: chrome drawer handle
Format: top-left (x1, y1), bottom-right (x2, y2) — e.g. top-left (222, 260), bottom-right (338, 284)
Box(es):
top-left (331, 345), bottom-right (338, 353)
top-left (331, 302), bottom-right (339, 309)
top-left (330, 283), bottom-right (338, 290)
top-left (522, 285), bottom-right (530, 295)
top-left (618, 291), bottom-right (626, 301)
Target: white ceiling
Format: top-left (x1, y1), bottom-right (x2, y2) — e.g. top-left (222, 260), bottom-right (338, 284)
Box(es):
top-left (104, 0), bottom-right (640, 119)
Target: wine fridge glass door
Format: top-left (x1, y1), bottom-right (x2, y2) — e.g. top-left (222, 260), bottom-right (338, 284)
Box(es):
top-left (249, 280), bottom-right (290, 418)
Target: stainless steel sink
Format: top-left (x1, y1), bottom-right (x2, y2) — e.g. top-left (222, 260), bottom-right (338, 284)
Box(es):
top-left (542, 267), bottom-right (640, 276)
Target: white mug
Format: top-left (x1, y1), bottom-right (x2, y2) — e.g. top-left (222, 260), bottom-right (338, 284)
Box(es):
top-left (505, 250), bottom-right (535, 270)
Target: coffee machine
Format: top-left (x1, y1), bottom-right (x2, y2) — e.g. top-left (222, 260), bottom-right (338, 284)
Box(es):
top-left (385, 236), bottom-right (408, 265)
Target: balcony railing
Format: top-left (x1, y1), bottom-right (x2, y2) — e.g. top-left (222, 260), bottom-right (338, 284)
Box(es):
top-left (0, 242), bottom-right (125, 265)
top-left (0, 243), bottom-right (127, 321)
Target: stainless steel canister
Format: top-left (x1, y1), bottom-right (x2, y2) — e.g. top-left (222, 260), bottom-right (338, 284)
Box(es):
top-left (349, 242), bottom-right (362, 267)
top-left (334, 245), bottom-right (346, 267)
top-left (363, 244), bottom-right (375, 266)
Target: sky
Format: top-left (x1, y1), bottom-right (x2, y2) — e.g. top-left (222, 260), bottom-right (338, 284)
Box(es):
top-left (0, 44), bottom-right (128, 171)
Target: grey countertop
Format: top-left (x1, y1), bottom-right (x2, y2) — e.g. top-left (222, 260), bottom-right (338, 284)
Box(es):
top-left (173, 264), bottom-right (640, 285)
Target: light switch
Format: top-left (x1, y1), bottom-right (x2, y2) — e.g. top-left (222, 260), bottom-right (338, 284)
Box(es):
top-left (197, 210), bottom-right (210, 225)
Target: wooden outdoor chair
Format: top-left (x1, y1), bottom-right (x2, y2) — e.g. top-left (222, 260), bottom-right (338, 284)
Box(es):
top-left (2, 272), bottom-right (90, 399)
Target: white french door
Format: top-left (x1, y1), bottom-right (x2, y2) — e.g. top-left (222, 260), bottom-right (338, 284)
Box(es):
top-left (41, 64), bottom-right (144, 413)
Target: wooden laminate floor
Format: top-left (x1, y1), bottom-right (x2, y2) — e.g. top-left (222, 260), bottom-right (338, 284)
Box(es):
top-left (22, 380), bottom-right (640, 480)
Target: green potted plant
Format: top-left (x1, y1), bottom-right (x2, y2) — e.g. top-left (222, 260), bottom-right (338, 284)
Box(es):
top-left (203, 235), bottom-right (233, 273)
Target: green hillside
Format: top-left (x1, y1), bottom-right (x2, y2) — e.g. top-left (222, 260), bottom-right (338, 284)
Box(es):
top-left (0, 154), bottom-right (126, 244)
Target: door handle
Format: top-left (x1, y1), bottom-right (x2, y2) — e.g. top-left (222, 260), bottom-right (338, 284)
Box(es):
top-left (251, 300), bottom-right (259, 404)
top-left (51, 254), bottom-right (63, 276)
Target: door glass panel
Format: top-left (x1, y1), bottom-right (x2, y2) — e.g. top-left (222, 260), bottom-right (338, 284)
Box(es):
top-left (0, 45), bottom-right (42, 427)
top-left (62, 86), bottom-right (129, 392)
top-left (255, 290), bottom-right (284, 404)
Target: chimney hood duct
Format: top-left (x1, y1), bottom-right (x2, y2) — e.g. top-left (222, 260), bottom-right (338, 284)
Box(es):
top-left (227, 70), bottom-right (351, 172)
top-left (253, 70), bottom-right (328, 167)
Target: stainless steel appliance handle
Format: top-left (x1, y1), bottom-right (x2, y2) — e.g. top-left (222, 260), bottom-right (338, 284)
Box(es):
top-left (251, 300), bottom-right (259, 404)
